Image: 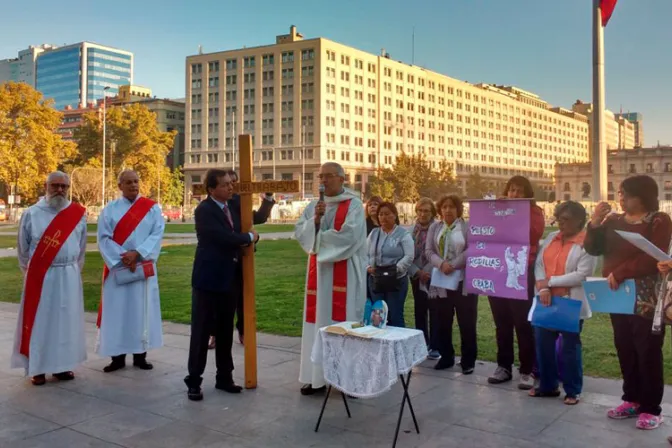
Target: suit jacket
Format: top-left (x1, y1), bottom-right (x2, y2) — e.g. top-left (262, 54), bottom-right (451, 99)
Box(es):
top-left (191, 196), bottom-right (252, 293)
top-left (229, 194), bottom-right (275, 225)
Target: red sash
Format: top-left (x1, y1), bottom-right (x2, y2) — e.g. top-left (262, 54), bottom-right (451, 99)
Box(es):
top-left (96, 197), bottom-right (156, 327)
top-left (20, 202), bottom-right (86, 357)
top-left (305, 199), bottom-right (351, 324)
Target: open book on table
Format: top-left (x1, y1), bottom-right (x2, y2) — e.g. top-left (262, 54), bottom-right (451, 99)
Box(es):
top-left (324, 322), bottom-right (386, 339)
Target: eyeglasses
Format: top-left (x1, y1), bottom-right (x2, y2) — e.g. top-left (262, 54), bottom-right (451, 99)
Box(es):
top-left (416, 208), bottom-right (432, 214)
top-left (318, 173), bottom-right (339, 180)
top-left (49, 183), bottom-right (69, 190)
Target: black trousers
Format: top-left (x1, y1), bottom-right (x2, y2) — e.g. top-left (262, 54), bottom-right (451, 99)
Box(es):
top-left (488, 265), bottom-right (536, 375)
top-left (411, 278), bottom-right (439, 349)
top-left (435, 289), bottom-right (478, 369)
top-left (185, 281), bottom-right (239, 387)
top-left (611, 314), bottom-right (665, 415)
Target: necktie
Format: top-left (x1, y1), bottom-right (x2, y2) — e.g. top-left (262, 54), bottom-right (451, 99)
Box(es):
top-left (223, 203), bottom-right (234, 228)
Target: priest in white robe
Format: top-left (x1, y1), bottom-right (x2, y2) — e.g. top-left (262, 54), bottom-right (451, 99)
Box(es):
top-left (12, 171), bottom-right (87, 385)
top-left (97, 170), bottom-right (165, 372)
top-left (295, 162), bottom-right (367, 395)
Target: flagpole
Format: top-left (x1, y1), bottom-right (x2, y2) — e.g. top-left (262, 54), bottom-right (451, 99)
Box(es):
top-left (592, 0), bottom-right (608, 201)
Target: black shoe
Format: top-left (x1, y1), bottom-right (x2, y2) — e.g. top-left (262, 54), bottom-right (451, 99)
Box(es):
top-left (434, 359), bottom-right (455, 371)
top-left (103, 360), bottom-right (126, 373)
top-left (215, 381), bottom-right (243, 394)
top-left (300, 384), bottom-right (326, 396)
top-left (461, 366), bottom-right (475, 375)
top-left (187, 387), bottom-right (203, 401)
top-left (133, 359), bottom-right (154, 370)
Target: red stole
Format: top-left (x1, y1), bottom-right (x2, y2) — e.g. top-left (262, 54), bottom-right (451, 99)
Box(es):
top-left (96, 197), bottom-right (156, 327)
top-left (20, 202), bottom-right (86, 357)
top-left (305, 199), bottom-right (351, 324)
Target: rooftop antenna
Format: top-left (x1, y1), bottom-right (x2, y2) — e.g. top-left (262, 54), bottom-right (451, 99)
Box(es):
top-left (198, 45), bottom-right (203, 55)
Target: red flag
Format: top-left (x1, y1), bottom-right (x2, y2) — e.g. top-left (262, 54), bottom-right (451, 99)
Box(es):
top-left (600, 0), bottom-right (618, 26)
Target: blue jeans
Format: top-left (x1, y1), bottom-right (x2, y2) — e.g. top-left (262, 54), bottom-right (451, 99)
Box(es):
top-left (534, 323), bottom-right (583, 398)
top-left (369, 276), bottom-right (409, 328)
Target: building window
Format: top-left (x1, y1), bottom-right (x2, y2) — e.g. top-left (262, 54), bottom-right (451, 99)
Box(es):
top-left (244, 73), bottom-right (255, 83)
top-left (302, 66), bottom-right (314, 77)
top-left (226, 59), bottom-right (237, 70)
top-left (282, 51), bottom-right (294, 63)
top-left (263, 71), bottom-right (274, 81)
top-left (243, 57), bottom-right (255, 68)
top-left (191, 63), bottom-right (202, 74)
top-left (208, 61), bottom-right (219, 72)
top-left (262, 54), bottom-right (274, 66)
top-left (646, 163), bottom-right (654, 173)
top-left (301, 49), bottom-right (315, 60)
top-left (191, 79), bottom-right (202, 89)
top-left (629, 164), bottom-right (636, 174)
top-left (208, 76), bottom-right (219, 87)
top-left (282, 68), bottom-right (294, 79)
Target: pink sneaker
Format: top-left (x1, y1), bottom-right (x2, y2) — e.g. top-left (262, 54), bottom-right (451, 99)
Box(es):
top-left (607, 402), bottom-right (640, 420)
top-left (636, 413), bottom-right (663, 430)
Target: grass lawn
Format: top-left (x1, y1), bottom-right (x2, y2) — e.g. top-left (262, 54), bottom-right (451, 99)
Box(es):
top-left (85, 223), bottom-right (295, 234)
top-left (0, 238), bottom-right (660, 383)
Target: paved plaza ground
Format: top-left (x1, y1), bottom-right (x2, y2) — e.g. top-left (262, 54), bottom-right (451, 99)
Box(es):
top-left (0, 302), bottom-right (671, 447)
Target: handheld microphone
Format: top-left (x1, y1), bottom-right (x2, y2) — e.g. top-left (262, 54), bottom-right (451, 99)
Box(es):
top-left (319, 184), bottom-right (325, 202)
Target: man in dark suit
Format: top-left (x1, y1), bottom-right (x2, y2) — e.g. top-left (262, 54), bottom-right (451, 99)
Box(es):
top-left (184, 169), bottom-right (260, 401)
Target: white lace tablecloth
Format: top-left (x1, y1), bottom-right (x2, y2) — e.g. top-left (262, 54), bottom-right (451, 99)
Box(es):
top-left (311, 322), bottom-right (428, 399)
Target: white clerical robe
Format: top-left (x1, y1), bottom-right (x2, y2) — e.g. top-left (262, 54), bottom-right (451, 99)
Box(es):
top-left (11, 200), bottom-right (87, 377)
top-left (295, 188), bottom-right (367, 388)
top-left (97, 196), bottom-right (165, 356)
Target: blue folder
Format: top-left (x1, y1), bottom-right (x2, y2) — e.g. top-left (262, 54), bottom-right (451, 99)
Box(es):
top-left (531, 296), bottom-right (582, 333)
top-left (581, 279), bottom-right (636, 315)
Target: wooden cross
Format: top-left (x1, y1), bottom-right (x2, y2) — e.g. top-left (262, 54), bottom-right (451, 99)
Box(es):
top-left (237, 135), bottom-right (301, 389)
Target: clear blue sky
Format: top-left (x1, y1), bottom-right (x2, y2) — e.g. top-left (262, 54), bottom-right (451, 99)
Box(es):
top-left (3, 0), bottom-right (670, 145)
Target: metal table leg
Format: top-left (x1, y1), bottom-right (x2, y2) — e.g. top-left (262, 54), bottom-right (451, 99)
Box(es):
top-left (392, 371), bottom-right (420, 448)
top-left (314, 386), bottom-right (352, 432)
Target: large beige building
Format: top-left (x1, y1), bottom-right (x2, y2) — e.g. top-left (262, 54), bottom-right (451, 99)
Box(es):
top-left (184, 26), bottom-right (594, 199)
top-left (556, 146), bottom-right (672, 201)
top-left (571, 101), bottom-right (636, 151)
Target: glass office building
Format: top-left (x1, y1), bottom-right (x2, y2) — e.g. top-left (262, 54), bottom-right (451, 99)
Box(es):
top-left (35, 42), bottom-right (133, 110)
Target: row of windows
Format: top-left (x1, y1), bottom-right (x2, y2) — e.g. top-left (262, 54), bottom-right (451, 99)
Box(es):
top-left (191, 49), bottom-right (316, 75)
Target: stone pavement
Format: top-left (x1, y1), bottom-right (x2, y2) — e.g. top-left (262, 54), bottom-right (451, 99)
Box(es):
top-left (0, 302), bottom-right (670, 448)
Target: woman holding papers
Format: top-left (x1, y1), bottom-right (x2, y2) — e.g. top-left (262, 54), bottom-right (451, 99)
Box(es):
top-left (530, 201), bottom-right (597, 405)
top-left (424, 194), bottom-right (477, 373)
top-left (367, 202), bottom-right (414, 327)
top-left (487, 176), bottom-right (545, 390)
top-left (585, 175), bottom-right (672, 430)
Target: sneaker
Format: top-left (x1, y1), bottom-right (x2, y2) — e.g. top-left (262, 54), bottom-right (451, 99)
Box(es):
top-left (518, 374), bottom-right (535, 390)
top-left (427, 349), bottom-right (441, 360)
top-left (636, 413), bottom-right (663, 430)
top-left (487, 366), bottom-right (512, 384)
top-left (607, 401), bottom-right (640, 420)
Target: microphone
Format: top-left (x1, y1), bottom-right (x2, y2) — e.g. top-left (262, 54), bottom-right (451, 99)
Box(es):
top-left (318, 184), bottom-right (325, 203)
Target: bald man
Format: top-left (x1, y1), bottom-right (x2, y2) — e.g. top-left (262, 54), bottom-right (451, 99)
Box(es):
top-left (12, 171), bottom-right (88, 385)
top-left (96, 170), bottom-right (165, 373)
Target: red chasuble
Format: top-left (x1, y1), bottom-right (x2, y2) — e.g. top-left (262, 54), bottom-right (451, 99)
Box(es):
top-left (305, 199), bottom-right (351, 324)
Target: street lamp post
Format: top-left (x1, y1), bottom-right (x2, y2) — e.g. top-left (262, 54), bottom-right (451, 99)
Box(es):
top-left (101, 86), bottom-right (110, 206)
top-left (301, 125), bottom-right (306, 200)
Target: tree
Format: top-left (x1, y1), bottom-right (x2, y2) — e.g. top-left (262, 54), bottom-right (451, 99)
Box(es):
top-left (466, 171), bottom-right (489, 199)
top-left (158, 167), bottom-right (184, 206)
top-left (74, 103), bottom-right (177, 203)
top-left (70, 165), bottom-right (103, 207)
top-left (0, 82), bottom-right (77, 201)
top-left (366, 152), bottom-right (458, 203)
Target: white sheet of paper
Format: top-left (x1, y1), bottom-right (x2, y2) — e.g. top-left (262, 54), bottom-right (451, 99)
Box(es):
top-left (430, 268), bottom-right (461, 291)
top-left (615, 230), bottom-right (671, 262)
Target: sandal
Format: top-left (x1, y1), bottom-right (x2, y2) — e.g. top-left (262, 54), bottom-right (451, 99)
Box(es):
top-left (564, 395), bottom-right (580, 405)
top-left (52, 371), bottom-right (75, 381)
top-left (528, 388), bottom-right (561, 398)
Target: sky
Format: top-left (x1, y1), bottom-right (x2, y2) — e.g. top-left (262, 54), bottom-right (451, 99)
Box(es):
top-left (3, 0), bottom-right (671, 145)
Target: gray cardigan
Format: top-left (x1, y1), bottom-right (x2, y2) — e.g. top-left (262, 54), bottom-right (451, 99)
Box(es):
top-left (367, 225), bottom-right (415, 278)
top-left (424, 218), bottom-right (469, 297)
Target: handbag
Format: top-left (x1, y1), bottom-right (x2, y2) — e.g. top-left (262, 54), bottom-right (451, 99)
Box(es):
top-left (371, 229), bottom-right (400, 294)
top-left (113, 260), bottom-right (156, 285)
